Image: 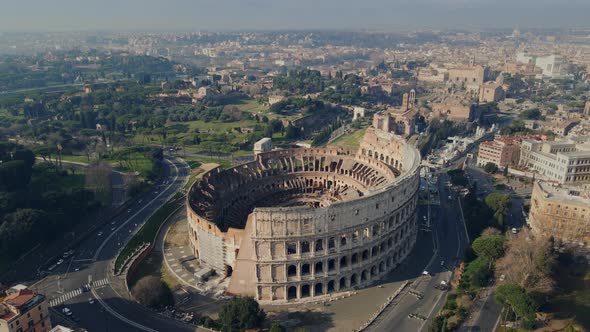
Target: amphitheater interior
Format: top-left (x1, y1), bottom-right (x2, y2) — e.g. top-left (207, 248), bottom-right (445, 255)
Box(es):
top-left (187, 127), bottom-right (421, 303)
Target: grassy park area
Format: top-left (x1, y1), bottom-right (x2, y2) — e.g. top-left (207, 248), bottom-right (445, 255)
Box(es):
top-left (328, 127), bottom-right (367, 150)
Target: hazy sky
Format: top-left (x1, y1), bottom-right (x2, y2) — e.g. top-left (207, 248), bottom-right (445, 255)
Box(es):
top-left (1, 0), bottom-right (589, 31)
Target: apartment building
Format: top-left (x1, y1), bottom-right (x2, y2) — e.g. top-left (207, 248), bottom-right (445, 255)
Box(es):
top-left (529, 181), bottom-right (590, 254)
top-left (0, 286), bottom-right (50, 332)
top-left (476, 137), bottom-right (521, 168)
top-left (519, 136), bottom-right (590, 184)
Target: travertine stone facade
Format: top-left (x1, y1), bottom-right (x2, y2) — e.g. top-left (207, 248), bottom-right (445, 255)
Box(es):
top-left (529, 181), bottom-right (590, 253)
top-left (187, 127), bottom-right (421, 303)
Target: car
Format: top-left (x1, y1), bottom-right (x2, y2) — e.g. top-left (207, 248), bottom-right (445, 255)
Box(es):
top-left (97, 231), bottom-right (103, 236)
top-left (88, 298), bottom-right (95, 304)
top-left (48, 264), bottom-right (57, 271)
top-left (127, 209), bottom-right (132, 213)
top-left (62, 307), bottom-right (72, 316)
top-left (511, 228), bottom-right (518, 234)
top-left (440, 260), bottom-right (445, 266)
top-left (111, 227), bottom-right (116, 231)
top-left (422, 270), bottom-right (430, 276)
top-left (56, 259), bottom-right (64, 265)
top-left (448, 195), bottom-right (452, 200)
top-left (74, 267), bottom-right (80, 272)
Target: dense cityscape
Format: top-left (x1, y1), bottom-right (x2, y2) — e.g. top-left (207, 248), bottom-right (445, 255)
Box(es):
top-left (0, 12), bottom-right (589, 332)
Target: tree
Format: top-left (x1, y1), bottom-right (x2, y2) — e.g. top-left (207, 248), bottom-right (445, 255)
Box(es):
top-left (484, 193), bottom-right (511, 227)
top-left (472, 235), bottom-right (505, 267)
top-left (131, 276), bottom-right (174, 308)
top-left (495, 230), bottom-right (556, 294)
top-left (460, 257), bottom-right (492, 290)
top-left (483, 162), bottom-right (498, 174)
top-left (0, 160), bottom-right (32, 191)
top-left (218, 296), bottom-right (265, 332)
top-left (270, 323), bottom-right (285, 332)
top-left (495, 283), bottom-right (538, 328)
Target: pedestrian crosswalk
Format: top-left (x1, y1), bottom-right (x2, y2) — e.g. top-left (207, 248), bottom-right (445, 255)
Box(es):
top-left (48, 278), bottom-right (109, 307)
top-left (92, 278), bottom-right (109, 288)
top-left (49, 288), bottom-right (82, 307)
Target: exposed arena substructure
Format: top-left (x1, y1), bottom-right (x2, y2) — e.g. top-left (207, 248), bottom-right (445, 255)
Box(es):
top-left (187, 127), bottom-right (421, 303)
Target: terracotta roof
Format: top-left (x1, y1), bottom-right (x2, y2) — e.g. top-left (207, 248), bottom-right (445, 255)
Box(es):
top-left (4, 289), bottom-right (34, 308)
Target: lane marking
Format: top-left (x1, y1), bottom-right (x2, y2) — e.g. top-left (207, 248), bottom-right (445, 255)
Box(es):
top-left (93, 158), bottom-right (181, 261)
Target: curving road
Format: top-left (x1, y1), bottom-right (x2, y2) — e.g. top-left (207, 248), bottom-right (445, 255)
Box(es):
top-left (29, 155), bottom-right (204, 331)
top-left (368, 172), bottom-right (468, 332)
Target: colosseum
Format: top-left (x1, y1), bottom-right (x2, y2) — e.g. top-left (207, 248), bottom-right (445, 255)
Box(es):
top-left (186, 126), bottom-right (421, 303)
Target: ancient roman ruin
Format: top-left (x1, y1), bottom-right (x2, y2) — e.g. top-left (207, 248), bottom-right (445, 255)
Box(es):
top-left (186, 126), bottom-right (421, 303)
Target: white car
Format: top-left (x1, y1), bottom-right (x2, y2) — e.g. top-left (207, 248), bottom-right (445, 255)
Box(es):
top-left (62, 307), bottom-right (72, 316)
top-left (97, 231), bottom-right (103, 236)
top-left (511, 228), bottom-right (518, 234)
top-left (56, 259), bottom-right (64, 265)
top-left (88, 298), bottom-right (95, 304)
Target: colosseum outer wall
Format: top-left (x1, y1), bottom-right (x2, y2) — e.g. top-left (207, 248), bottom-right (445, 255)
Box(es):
top-left (188, 127), bottom-right (421, 303)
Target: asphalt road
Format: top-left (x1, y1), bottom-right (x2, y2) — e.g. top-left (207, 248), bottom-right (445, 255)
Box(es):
top-left (369, 172), bottom-right (468, 332)
top-left (29, 155), bottom-right (199, 331)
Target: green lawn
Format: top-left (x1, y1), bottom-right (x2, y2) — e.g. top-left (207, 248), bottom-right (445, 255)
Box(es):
top-left (108, 152), bottom-right (154, 177)
top-left (166, 117), bottom-right (258, 133)
top-left (60, 154), bottom-right (91, 164)
top-left (231, 97), bottom-right (268, 113)
top-left (328, 127), bottom-right (367, 150)
top-left (115, 197), bottom-right (183, 273)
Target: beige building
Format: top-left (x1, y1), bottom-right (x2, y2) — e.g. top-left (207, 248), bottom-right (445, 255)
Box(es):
top-left (431, 97), bottom-right (475, 123)
top-left (448, 65), bottom-right (485, 87)
top-left (476, 137), bottom-right (521, 168)
top-left (478, 82), bottom-right (505, 104)
top-left (585, 100), bottom-right (590, 117)
top-left (529, 181), bottom-right (590, 253)
top-left (0, 286), bottom-right (50, 332)
top-left (519, 136), bottom-right (590, 184)
top-left (253, 137), bottom-right (272, 155)
top-left (372, 90), bottom-right (417, 137)
top-left (268, 95), bottom-right (286, 106)
top-left (187, 126), bottom-right (421, 304)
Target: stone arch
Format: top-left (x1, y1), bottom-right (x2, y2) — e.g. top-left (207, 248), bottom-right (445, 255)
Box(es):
top-left (339, 277), bottom-right (347, 290)
top-left (287, 264), bottom-right (297, 277)
top-left (362, 250), bottom-right (369, 261)
top-left (315, 239), bottom-right (323, 252)
top-left (315, 283), bottom-right (324, 296)
top-left (351, 273), bottom-right (358, 286)
top-left (328, 259), bottom-right (336, 271)
top-left (327, 280), bottom-right (335, 293)
top-left (301, 241), bottom-right (310, 253)
top-left (287, 286), bottom-right (297, 300)
top-left (328, 237), bottom-right (336, 249)
top-left (340, 256), bottom-right (348, 268)
top-left (361, 270), bottom-right (368, 282)
top-left (315, 261), bottom-right (323, 274)
top-left (301, 263), bottom-right (311, 276)
top-left (301, 284), bottom-right (310, 298)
